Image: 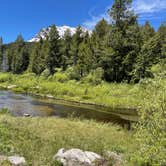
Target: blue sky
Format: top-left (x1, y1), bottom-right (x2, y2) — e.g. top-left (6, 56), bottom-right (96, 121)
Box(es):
top-left (0, 0), bottom-right (166, 43)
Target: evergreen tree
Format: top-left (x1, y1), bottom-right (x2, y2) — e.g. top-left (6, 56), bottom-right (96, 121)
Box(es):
top-left (70, 26), bottom-right (83, 66)
top-left (94, 19), bottom-right (110, 39)
top-left (29, 38), bottom-right (48, 75)
top-left (11, 34), bottom-right (29, 73)
top-left (89, 32), bottom-right (100, 69)
top-left (90, 20), bottom-right (110, 70)
top-left (109, 0), bottom-right (136, 29)
top-left (104, 0), bottom-right (140, 82)
top-left (141, 21), bottom-right (155, 43)
top-left (133, 24), bottom-right (165, 81)
top-left (158, 22), bottom-right (166, 60)
top-left (0, 37), bottom-right (3, 70)
top-left (77, 34), bottom-right (92, 77)
top-left (61, 29), bottom-right (72, 70)
top-left (47, 25), bottom-right (61, 75)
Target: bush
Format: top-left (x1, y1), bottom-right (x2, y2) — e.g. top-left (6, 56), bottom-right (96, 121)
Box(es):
top-left (132, 79), bottom-right (166, 165)
top-left (52, 72), bottom-right (69, 83)
top-left (151, 63), bottom-right (166, 78)
top-left (65, 67), bottom-right (81, 80)
top-left (19, 72), bottom-right (36, 79)
top-left (0, 108), bottom-right (10, 115)
top-left (0, 73), bottom-right (13, 83)
top-left (138, 78), bottom-right (154, 88)
top-left (40, 69), bottom-right (50, 79)
top-left (82, 68), bottom-right (104, 85)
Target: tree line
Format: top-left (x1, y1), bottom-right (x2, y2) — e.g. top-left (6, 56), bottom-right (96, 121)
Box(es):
top-left (0, 0), bottom-right (166, 83)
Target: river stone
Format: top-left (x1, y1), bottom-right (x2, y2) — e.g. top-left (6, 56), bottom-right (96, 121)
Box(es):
top-left (0, 155), bottom-right (26, 166)
top-left (23, 113), bottom-right (31, 117)
top-left (7, 85), bottom-right (17, 89)
top-left (8, 156), bottom-right (26, 166)
top-left (54, 148), bottom-right (102, 166)
top-left (46, 94), bottom-right (54, 99)
top-left (104, 151), bottom-right (123, 166)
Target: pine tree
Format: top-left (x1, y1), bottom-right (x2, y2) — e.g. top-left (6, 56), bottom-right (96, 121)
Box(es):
top-left (77, 34), bottom-right (92, 77)
top-left (94, 19), bottom-right (110, 39)
top-left (61, 29), bottom-right (72, 70)
top-left (29, 38), bottom-right (47, 75)
top-left (70, 26), bottom-right (83, 66)
top-left (11, 34), bottom-right (29, 73)
top-left (90, 20), bottom-right (110, 70)
top-left (104, 0), bottom-right (141, 82)
top-left (109, 0), bottom-right (136, 29)
top-left (141, 21), bottom-right (155, 43)
top-left (158, 22), bottom-right (166, 59)
top-left (47, 25), bottom-right (61, 75)
top-left (0, 37), bottom-right (3, 71)
top-left (133, 31), bottom-right (164, 81)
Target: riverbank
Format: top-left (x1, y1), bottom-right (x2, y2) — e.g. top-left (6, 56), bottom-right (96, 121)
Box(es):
top-left (0, 113), bottom-right (135, 165)
top-left (0, 72), bottom-right (165, 165)
top-left (0, 72), bottom-right (152, 112)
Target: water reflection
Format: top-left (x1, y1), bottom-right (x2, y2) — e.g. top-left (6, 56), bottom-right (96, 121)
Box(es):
top-left (0, 90), bottom-right (138, 126)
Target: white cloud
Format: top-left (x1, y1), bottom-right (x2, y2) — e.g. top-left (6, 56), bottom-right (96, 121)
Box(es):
top-left (133, 0), bottom-right (166, 21)
top-left (83, 13), bottom-right (110, 30)
top-left (133, 0), bottom-right (166, 14)
top-left (82, 6), bottom-right (111, 29)
top-left (83, 0), bottom-right (166, 29)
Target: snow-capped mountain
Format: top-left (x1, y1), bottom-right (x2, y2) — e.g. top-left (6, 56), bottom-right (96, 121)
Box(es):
top-left (29, 25), bottom-right (91, 42)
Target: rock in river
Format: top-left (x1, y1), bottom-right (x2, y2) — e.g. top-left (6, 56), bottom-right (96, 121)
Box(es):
top-left (7, 85), bottom-right (17, 89)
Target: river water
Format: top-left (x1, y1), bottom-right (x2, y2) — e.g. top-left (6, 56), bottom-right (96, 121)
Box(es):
top-left (0, 90), bottom-right (138, 126)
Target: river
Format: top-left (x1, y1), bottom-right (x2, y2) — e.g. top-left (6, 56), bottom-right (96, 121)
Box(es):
top-left (0, 90), bottom-right (138, 127)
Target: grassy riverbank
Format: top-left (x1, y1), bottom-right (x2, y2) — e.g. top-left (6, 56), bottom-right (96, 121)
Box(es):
top-left (1, 72), bottom-right (165, 110)
top-left (0, 72), bottom-right (166, 165)
top-left (0, 113), bottom-right (135, 165)
top-left (0, 72), bottom-right (141, 165)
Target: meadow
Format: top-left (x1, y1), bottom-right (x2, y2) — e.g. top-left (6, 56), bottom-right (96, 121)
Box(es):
top-left (0, 111), bottom-right (136, 165)
top-left (0, 70), bottom-right (165, 165)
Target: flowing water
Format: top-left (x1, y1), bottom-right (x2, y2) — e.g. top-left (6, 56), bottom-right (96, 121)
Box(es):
top-left (0, 90), bottom-right (138, 127)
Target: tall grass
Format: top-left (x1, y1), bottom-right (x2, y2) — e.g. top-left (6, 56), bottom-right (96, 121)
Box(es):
top-left (132, 78), bottom-right (166, 165)
top-left (0, 114), bottom-right (134, 165)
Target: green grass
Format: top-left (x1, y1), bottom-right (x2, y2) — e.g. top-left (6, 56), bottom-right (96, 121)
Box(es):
top-left (0, 114), bottom-right (134, 166)
top-left (0, 72), bottom-right (165, 165)
top-left (0, 72), bottom-right (156, 110)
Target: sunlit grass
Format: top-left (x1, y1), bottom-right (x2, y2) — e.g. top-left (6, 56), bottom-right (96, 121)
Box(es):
top-left (0, 72), bottom-right (165, 110)
top-left (0, 114), bottom-right (134, 165)
top-left (0, 72), bottom-right (165, 165)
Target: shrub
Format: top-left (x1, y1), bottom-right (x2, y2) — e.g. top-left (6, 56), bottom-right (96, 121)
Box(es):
top-left (151, 63), bottom-right (166, 78)
top-left (138, 78), bottom-right (154, 88)
top-left (132, 79), bottom-right (166, 165)
top-left (0, 108), bottom-right (10, 115)
top-left (20, 72), bottom-right (36, 77)
top-left (52, 72), bottom-right (69, 83)
top-left (40, 69), bottom-right (50, 79)
top-left (65, 67), bottom-right (81, 80)
top-left (0, 73), bottom-right (13, 83)
top-left (82, 68), bottom-right (104, 85)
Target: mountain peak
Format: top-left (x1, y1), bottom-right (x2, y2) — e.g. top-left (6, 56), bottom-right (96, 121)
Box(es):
top-left (29, 25), bottom-right (91, 42)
